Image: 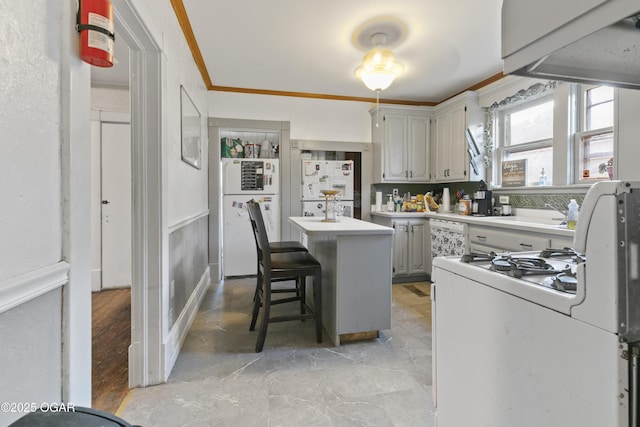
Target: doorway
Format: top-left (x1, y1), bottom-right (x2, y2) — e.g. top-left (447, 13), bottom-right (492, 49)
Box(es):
top-left (84, 0), bottom-right (165, 393)
top-left (89, 10), bottom-right (133, 411)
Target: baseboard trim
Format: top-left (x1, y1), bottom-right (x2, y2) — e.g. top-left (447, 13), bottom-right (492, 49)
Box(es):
top-left (0, 262), bottom-right (70, 314)
top-left (163, 267), bottom-right (211, 379)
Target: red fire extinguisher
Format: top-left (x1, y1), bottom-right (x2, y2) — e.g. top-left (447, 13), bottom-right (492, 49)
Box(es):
top-left (77, 0), bottom-right (115, 67)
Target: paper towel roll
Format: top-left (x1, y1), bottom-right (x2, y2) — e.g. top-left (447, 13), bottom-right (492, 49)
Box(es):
top-left (375, 191), bottom-right (383, 212)
top-left (442, 188), bottom-right (451, 212)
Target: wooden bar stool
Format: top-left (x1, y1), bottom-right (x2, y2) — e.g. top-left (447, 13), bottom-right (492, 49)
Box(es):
top-left (246, 200), bottom-right (308, 308)
top-left (246, 201), bottom-right (322, 352)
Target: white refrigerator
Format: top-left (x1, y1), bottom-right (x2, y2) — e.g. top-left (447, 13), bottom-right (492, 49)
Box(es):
top-left (301, 160), bottom-right (354, 218)
top-left (222, 158), bottom-right (280, 277)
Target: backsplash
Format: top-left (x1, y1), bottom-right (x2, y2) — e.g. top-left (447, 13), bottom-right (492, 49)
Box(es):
top-left (371, 182), bottom-right (480, 204)
top-left (371, 183), bottom-right (587, 212)
top-left (497, 193), bottom-right (585, 210)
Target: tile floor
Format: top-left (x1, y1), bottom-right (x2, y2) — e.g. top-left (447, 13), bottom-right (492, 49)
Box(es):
top-left (119, 278), bottom-right (435, 426)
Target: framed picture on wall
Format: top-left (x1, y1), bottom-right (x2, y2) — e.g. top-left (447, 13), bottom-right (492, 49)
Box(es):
top-left (180, 85), bottom-right (201, 169)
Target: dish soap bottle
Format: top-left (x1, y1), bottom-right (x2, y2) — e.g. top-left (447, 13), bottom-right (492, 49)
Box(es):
top-left (538, 168), bottom-right (547, 186)
top-left (567, 199), bottom-right (579, 229)
top-left (387, 195), bottom-right (395, 212)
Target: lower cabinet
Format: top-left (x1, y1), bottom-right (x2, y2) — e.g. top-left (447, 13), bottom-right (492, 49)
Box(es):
top-left (372, 215), bottom-right (431, 281)
top-left (392, 219), bottom-right (429, 276)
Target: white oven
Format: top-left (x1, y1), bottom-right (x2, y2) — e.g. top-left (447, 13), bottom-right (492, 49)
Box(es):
top-left (431, 181), bottom-right (640, 427)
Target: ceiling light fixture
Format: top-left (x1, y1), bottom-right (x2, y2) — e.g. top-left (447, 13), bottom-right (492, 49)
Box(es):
top-left (355, 32), bottom-right (403, 126)
top-left (355, 33), bottom-right (403, 92)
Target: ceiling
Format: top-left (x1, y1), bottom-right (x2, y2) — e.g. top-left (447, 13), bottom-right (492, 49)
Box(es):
top-left (93, 0), bottom-right (506, 105)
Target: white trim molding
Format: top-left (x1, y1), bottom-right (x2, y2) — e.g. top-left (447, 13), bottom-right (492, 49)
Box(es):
top-left (0, 262), bottom-right (70, 314)
top-left (163, 267), bottom-right (211, 379)
top-left (168, 211), bottom-right (209, 234)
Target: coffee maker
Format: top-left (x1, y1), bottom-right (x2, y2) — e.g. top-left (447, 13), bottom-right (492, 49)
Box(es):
top-left (472, 180), bottom-right (493, 216)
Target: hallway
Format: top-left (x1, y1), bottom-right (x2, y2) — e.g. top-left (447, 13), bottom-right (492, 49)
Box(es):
top-left (92, 288), bottom-right (131, 414)
top-left (118, 278), bottom-right (435, 426)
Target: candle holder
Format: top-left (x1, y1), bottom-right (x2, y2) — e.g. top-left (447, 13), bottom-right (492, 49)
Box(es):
top-left (320, 190), bottom-right (340, 222)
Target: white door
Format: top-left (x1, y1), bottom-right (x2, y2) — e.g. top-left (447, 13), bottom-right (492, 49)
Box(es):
top-left (101, 122), bottom-right (132, 289)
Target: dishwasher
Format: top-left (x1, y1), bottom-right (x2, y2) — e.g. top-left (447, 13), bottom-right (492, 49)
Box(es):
top-left (430, 218), bottom-right (468, 258)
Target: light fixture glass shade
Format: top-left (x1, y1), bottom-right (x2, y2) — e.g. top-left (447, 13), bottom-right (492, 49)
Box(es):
top-left (355, 47), bottom-right (403, 91)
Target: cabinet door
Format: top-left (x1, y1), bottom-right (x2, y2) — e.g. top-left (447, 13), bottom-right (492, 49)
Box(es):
top-left (408, 116), bottom-right (430, 182)
top-left (446, 105), bottom-right (469, 181)
top-left (408, 220), bottom-right (428, 275)
top-left (432, 113), bottom-right (451, 181)
top-left (383, 114), bottom-right (407, 181)
top-left (392, 220), bottom-right (409, 276)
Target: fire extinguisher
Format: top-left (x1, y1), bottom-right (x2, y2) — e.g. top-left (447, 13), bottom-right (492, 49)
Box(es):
top-left (77, 0), bottom-right (115, 67)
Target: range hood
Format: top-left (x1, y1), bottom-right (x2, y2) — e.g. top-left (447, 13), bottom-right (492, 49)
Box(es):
top-left (502, 0), bottom-right (640, 88)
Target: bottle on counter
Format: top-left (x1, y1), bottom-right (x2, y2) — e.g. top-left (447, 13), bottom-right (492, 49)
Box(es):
top-left (538, 168), bottom-right (547, 186)
top-left (386, 195), bottom-right (395, 212)
top-left (567, 199), bottom-right (579, 229)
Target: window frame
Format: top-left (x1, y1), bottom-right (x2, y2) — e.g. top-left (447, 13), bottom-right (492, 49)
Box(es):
top-left (574, 85), bottom-right (614, 184)
top-left (494, 94), bottom-right (554, 187)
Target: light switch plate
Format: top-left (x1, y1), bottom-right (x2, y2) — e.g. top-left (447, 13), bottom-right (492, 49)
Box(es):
top-left (499, 196), bottom-right (510, 204)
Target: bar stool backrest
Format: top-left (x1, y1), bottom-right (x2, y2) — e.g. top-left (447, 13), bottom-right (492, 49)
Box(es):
top-left (246, 201), bottom-right (271, 272)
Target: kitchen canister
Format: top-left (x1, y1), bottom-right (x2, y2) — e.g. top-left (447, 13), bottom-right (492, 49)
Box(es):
top-left (244, 143), bottom-right (258, 158)
top-left (459, 196), bottom-right (471, 215)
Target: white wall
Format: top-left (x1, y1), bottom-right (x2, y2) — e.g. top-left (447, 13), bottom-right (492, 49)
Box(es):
top-left (209, 91), bottom-right (373, 142)
top-left (0, 1), bottom-right (68, 424)
top-left (0, 1), bottom-right (63, 282)
top-left (126, 0), bottom-right (211, 379)
top-left (91, 87), bottom-right (130, 113)
top-left (0, 0), bottom-right (212, 419)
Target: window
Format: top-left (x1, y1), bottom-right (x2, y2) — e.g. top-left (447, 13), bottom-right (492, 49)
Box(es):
top-left (577, 86), bottom-right (614, 181)
top-left (498, 96), bottom-right (554, 186)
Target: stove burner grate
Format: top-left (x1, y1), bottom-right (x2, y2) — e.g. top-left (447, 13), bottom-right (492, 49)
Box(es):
top-left (490, 255), bottom-right (571, 279)
top-left (551, 272), bottom-right (578, 292)
top-left (539, 247), bottom-right (585, 263)
top-left (461, 251), bottom-right (498, 263)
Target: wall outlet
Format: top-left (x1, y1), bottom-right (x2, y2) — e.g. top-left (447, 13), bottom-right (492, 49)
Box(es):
top-left (392, 188), bottom-right (399, 198)
top-left (499, 196), bottom-right (510, 204)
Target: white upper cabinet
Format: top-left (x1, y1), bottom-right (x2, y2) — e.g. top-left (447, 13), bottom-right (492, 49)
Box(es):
top-left (371, 106), bottom-right (431, 183)
top-left (431, 91), bottom-right (484, 182)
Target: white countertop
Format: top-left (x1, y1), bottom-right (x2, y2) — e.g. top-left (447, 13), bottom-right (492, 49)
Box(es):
top-left (371, 211), bottom-right (575, 237)
top-left (289, 216), bottom-right (394, 236)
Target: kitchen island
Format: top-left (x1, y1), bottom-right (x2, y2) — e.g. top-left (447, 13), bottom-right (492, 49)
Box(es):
top-left (288, 216), bottom-right (394, 345)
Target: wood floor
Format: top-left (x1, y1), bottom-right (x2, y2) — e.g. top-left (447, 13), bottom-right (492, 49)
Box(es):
top-left (92, 288), bottom-right (131, 414)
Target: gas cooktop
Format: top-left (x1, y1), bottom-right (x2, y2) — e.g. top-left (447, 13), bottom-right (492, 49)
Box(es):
top-left (460, 248), bottom-right (585, 294)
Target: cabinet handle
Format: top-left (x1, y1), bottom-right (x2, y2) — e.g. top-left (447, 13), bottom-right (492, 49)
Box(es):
top-left (520, 243), bottom-right (533, 249)
top-left (476, 235), bottom-right (486, 242)
top-left (405, 171), bottom-right (408, 178)
top-left (410, 171), bottom-right (413, 178)
top-left (411, 225), bottom-right (414, 233)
